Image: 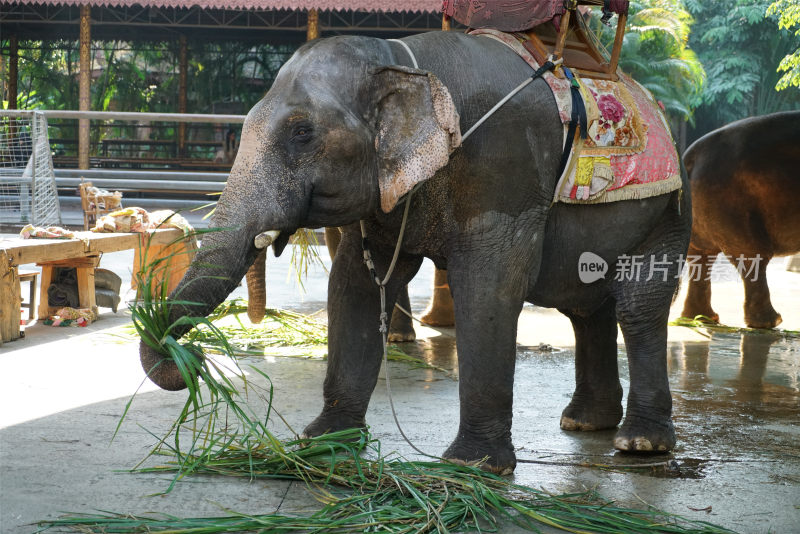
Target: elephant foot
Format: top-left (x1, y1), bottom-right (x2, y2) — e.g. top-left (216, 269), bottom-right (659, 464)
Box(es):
top-left (387, 330), bottom-right (416, 342)
top-left (442, 435), bottom-right (516, 475)
top-left (301, 411), bottom-right (366, 440)
top-left (744, 309), bottom-right (782, 329)
top-left (388, 305), bottom-right (416, 342)
top-left (420, 296), bottom-right (455, 327)
top-left (560, 397), bottom-right (622, 431)
top-left (388, 311), bottom-right (416, 342)
top-left (613, 416), bottom-right (675, 453)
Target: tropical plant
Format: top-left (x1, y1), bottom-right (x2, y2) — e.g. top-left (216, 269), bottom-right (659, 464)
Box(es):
top-left (588, 0), bottom-right (706, 121)
top-left (767, 0), bottom-right (800, 89)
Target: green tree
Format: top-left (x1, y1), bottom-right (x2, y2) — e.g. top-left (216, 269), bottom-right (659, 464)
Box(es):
top-left (767, 0), bottom-right (800, 89)
top-left (685, 0), bottom-right (800, 132)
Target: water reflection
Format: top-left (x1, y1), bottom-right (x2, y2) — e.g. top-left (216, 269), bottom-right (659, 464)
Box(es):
top-left (669, 332), bottom-right (799, 460)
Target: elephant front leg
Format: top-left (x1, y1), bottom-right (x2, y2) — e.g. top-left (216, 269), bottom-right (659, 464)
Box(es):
top-left (303, 231), bottom-right (421, 438)
top-left (560, 298), bottom-right (623, 431)
top-left (442, 262), bottom-right (525, 475)
top-left (681, 246), bottom-right (721, 323)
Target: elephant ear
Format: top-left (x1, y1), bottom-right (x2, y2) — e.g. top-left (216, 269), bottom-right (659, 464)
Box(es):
top-left (369, 65), bottom-right (461, 213)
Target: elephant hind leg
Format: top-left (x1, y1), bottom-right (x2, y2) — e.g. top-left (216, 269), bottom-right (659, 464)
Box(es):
top-left (737, 254), bottom-right (781, 328)
top-left (560, 298), bottom-right (623, 432)
top-left (614, 278), bottom-right (676, 453)
top-left (681, 245), bottom-right (721, 323)
top-left (388, 288), bottom-right (416, 342)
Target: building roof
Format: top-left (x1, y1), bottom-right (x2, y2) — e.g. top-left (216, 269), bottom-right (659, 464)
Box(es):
top-left (15, 0), bottom-right (443, 13)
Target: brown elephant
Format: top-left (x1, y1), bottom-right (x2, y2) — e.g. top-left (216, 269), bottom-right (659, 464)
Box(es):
top-left (681, 111), bottom-right (800, 328)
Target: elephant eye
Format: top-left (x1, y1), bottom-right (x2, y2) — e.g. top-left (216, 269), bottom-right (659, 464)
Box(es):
top-left (291, 124), bottom-right (313, 144)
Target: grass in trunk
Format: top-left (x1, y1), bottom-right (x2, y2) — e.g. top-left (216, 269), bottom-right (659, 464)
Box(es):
top-left (39, 233), bottom-right (738, 533)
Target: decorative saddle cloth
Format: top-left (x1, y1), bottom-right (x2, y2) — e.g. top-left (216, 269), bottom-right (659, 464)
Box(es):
top-left (471, 28), bottom-right (682, 204)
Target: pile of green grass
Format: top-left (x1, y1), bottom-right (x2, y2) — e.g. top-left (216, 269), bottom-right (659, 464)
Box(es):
top-left (37, 232), bottom-right (738, 533)
top-left (41, 426), bottom-right (736, 533)
top-left (670, 315), bottom-right (800, 339)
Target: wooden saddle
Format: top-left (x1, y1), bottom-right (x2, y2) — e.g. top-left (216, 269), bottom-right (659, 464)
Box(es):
top-left (442, 0), bottom-right (629, 80)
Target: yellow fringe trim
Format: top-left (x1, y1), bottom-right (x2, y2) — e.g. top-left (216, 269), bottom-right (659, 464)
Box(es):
top-left (557, 174), bottom-right (683, 204)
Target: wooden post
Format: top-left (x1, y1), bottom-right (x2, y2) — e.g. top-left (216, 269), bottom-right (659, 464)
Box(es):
top-left (442, 14), bottom-right (451, 31)
top-left (0, 251), bottom-right (22, 343)
top-left (131, 235), bottom-right (197, 297)
top-left (78, 4), bottom-right (92, 170)
top-left (607, 12), bottom-right (627, 76)
top-left (177, 34), bottom-right (188, 158)
top-left (8, 35), bottom-right (18, 110)
top-left (553, 8), bottom-right (572, 62)
top-left (307, 9), bottom-right (320, 41)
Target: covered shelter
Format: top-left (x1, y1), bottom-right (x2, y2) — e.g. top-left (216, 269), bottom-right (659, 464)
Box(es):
top-left (1, 0), bottom-right (445, 168)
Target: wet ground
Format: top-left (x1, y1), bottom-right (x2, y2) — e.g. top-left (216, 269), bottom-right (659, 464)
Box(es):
top-left (1, 240), bottom-right (798, 533)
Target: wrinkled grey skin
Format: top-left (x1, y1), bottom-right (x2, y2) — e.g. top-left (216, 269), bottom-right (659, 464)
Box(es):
top-left (140, 31), bottom-right (691, 473)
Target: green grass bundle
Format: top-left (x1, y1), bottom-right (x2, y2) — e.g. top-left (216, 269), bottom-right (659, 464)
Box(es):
top-left (40, 233), bottom-right (738, 534)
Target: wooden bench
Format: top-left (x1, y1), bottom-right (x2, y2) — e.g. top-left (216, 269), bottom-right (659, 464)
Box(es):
top-left (0, 228), bottom-right (195, 343)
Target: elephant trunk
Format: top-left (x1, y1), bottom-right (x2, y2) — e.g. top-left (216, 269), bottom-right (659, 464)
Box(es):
top-left (139, 224), bottom-right (269, 391)
top-left (246, 248), bottom-right (268, 323)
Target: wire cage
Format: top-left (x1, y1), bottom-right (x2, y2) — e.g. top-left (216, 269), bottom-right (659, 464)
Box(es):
top-left (0, 110), bottom-right (62, 226)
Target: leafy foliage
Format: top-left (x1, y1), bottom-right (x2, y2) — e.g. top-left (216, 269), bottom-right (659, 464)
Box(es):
top-left (767, 0), bottom-right (800, 89)
top-left (5, 39), bottom-right (296, 113)
top-left (685, 0), bottom-right (800, 130)
top-left (588, 0), bottom-right (706, 121)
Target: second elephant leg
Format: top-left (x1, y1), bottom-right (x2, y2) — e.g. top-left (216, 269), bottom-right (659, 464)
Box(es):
top-left (326, 226), bottom-right (417, 341)
top-left (388, 289), bottom-right (416, 342)
top-left (303, 231), bottom-right (421, 437)
top-left (559, 297), bottom-right (623, 431)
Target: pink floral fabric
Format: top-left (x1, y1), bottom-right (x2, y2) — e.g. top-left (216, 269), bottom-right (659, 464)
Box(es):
top-left (470, 29), bottom-right (681, 203)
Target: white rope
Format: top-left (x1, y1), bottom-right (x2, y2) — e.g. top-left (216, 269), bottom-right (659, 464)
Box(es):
top-left (359, 188), bottom-right (441, 460)
top-left (387, 38), bottom-right (419, 69)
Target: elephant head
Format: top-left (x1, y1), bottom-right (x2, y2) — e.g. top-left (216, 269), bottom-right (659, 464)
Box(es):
top-left (140, 37), bottom-right (461, 390)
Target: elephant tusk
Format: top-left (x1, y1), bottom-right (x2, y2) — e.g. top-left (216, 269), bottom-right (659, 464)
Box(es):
top-left (254, 230), bottom-right (280, 249)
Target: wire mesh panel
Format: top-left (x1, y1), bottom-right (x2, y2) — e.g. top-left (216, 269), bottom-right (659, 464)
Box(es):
top-left (0, 111), bottom-right (62, 226)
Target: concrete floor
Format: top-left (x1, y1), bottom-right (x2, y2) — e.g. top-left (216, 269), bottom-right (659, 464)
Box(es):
top-left (1, 235), bottom-right (799, 533)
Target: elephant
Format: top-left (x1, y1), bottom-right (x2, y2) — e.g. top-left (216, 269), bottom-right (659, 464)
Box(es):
top-left (681, 111), bottom-right (800, 329)
top-left (140, 31), bottom-right (691, 473)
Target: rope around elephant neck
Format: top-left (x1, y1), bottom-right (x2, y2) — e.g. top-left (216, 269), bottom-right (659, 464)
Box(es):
top-left (359, 187), bottom-right (441, 461)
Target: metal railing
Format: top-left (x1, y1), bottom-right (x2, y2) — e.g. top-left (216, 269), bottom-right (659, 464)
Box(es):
top-left (0, 110), bottom-right (245, 124)
top-left (1, 109), bottom-right (247, 170)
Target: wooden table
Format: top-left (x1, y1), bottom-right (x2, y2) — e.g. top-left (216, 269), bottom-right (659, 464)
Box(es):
top-left (0, 228), bottom-right (196, 343)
